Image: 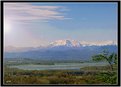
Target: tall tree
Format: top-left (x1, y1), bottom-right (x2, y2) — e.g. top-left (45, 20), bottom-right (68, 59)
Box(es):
top-left (92, 49), bottom-right (117, 71)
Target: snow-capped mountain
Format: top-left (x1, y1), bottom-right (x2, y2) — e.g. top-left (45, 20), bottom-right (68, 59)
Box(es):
top-left (49, 40), bottom-right (82, 47)
top-left (4, 40), bottom-right (117, 52)
top-left (49, 40), bottom-right (117, 47)
top-left (80, 40), bottom-right (117, 46)
top-left (4, 39), bottom-right (117, 60)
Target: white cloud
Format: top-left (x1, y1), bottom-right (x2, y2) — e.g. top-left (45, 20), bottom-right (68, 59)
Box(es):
top-left (4, 3), bottom-right (69, 22)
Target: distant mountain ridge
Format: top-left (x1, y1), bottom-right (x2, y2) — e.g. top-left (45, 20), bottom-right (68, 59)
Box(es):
top-left (5, 40), bottom-right (117, 52)
top-left (4, 40), bottom-right (117, 61)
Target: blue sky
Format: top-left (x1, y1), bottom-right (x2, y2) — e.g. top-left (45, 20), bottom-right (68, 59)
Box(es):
top-left (4, 2), bottom-right (117, 47)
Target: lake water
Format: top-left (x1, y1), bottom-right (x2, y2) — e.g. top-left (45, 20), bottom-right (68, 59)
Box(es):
top-left (9, 62), bottom-right (108, 70)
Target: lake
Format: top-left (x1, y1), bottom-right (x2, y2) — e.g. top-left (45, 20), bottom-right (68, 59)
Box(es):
top-left (9, 62), bottom-right (108, 70)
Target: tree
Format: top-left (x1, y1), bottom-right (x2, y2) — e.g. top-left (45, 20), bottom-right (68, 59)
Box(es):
top-left (92, 49), bottom-right (118, 71)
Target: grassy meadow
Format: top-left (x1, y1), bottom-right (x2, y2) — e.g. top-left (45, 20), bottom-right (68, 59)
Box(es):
top-left (4, 64), bottom-right (118, 85)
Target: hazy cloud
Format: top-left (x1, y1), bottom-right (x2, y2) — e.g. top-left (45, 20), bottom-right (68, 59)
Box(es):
top-left (4, 3), bottom-right (69, 22)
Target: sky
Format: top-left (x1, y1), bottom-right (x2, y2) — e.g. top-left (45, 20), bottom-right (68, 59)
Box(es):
top-left (4, 2), bottom-right (118, 47)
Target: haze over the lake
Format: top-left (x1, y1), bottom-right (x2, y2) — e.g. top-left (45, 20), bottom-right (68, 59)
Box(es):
top-left (4, 2), bottom-right (117, 47)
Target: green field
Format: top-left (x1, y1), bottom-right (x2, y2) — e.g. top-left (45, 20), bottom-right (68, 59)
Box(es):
top-left (4, 64), bottom-right (118, 85)
top-left (4, 51), bottom-right (118, 85)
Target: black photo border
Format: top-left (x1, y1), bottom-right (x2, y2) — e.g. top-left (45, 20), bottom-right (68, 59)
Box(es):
top-left (1, 0), bottom-right (120, 86)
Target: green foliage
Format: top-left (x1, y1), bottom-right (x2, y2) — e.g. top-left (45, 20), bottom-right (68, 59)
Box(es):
top-left (4, 66), bottom-right (118, 85)
top-left (96, 72), bottom-right (117, 84)
top-left (92, 54), bottom-right (105, 62)
top-left (92, 50), bottom-right (118, 71)
top-left (114, 53), bottom-right (118, 64)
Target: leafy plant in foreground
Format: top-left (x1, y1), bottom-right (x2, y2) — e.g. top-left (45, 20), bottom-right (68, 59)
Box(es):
top-left (92, 49), bottom-right (117, 71)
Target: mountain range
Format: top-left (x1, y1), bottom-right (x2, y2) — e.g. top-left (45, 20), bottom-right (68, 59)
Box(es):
top-left (4, 40), bottom-right (117, 61)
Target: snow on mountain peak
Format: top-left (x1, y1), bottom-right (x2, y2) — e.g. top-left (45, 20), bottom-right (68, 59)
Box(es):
top-left (50, 40), bottom-right (117, 47)
top-left (50, 40), bottom-right (82, 47)
top-left (80, 40), bottom-right (117, 46)
top-left (5, 40), bottom-right (117, 52)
